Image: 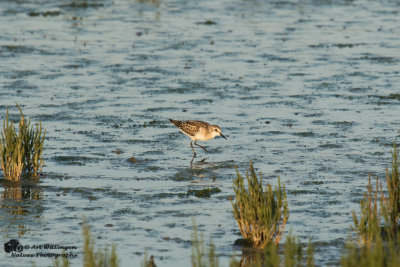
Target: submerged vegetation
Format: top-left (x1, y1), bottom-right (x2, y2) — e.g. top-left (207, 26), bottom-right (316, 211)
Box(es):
top-left (187, 187), bottom-right (222, 198)
top-left (231, 162), bottom-right (288, 248)
top-left (0, 104), bottom-right (45, 181)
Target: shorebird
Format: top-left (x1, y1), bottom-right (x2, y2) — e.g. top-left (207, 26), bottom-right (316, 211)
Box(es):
top-left (169, 119), bottom-right (227, 157)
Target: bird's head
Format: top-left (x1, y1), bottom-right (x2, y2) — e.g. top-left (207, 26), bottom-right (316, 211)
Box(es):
top-left (211, 125), bottom-right (227, 139)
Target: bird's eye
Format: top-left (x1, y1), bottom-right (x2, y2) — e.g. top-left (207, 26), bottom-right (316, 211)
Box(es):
top-left (215, 129), bottom-right (218, 132)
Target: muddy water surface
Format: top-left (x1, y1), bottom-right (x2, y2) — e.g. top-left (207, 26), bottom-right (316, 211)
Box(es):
top-left (0, 0), bottom-right (399, 266)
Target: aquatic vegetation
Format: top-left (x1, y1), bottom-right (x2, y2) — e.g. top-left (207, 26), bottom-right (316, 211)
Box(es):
top-left (229, 244), bottom-right (279, 267)
top-left (203, 20), bottom-right (216, 25)
top-left (380, 143), bottom-right (400, 236)
top-left (231, 162), bottom-right (288, 248)
top-left (387, 93), bottom-right (400, 101)
top-left (351, 175), bottom-right (381, 248)
top-left (187, 187), bottom-right (221, 198)
top-left (340, 233), bottom-right (400, 267)
top-left (42, 219), bottom-right (120, 267)
top-left (64, 0), bottom-right (104, 8)
top-left (53, 251), bottom-right (70, 267)
top-left (82, 218), bottom-right (119, 267)
top-left (127, 157), bottom-right (149, 164)
top-left (128, 157), bottom-right (137, 163)
top-left (141, 251), bottom-right (156, 267)
top-left (284, 234), bottom-right (315, 267)
top-left (231, 233), bottom-right (313, 267)
top-left (1, 109), bottom-right (24, 181)
top-left (191, 219), bottom-right (219, 267)
top-left (17, 104), bottom-right (45, 177)
top-left (136, 0), bottom-right (160, 7)
top-left (0, 104), bottom-right (45, 180)
top-left (349, 144), bottom-right (400, 267)
top-left (305, 238), bottom-right (315, 267)
top-left (28, 10), bottom-right (61, 17)
top-left (352, 144), bottom-right (400, 247)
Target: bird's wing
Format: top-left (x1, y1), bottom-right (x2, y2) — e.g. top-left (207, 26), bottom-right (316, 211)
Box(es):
top-left (179, 121), bottom-right (202, 136)
top-left (170, 120), bottom-right (210, 137)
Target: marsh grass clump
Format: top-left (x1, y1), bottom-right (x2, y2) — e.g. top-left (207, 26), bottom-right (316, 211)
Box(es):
top-left (45, 219), bottom-right (119, 267)
top-left (0, 109), bottom-right (24, 181)
top-left (0, 104), bottom-right (45, 180)
top-left (380, 143), bottom-right (400, 236)
top-left (190, 216), bottom-right (313, 267)
top-left (348, 144), bottom-right (400, 266)
top-left (284, 234), bottom-right (315, 267)
top-left (82, 218), bottom-right (119, 267)
top-left (17, 104), bottom-right (45, 177)
top-left (231, 162), bottom-right (288, 248)
top-left (191, 219), bottom-right (219, 267)
top-left (340, 233), bottom-right (400, 267)
top-left (352, 143), bottom-right (400, 246)
top-left (229, 232), bottom-right (314, 267)
top-left (351, 175), bottom-right (381, 248)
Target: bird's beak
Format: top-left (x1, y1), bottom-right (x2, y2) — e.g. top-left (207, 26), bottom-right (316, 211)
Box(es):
top-left (220, 133), bottom-right (227, 140)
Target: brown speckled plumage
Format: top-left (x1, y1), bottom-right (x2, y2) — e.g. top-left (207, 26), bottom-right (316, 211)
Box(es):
top-left (169, 119), bottom-right (227, 158)
top-left (169, 119), bottom-right (210, 137)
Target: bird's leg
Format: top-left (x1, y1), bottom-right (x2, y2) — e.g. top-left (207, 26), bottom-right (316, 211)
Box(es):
top-left (194, 141), bottom-right (208, 152)
top-left (190, 141), bottom-right (197, 157)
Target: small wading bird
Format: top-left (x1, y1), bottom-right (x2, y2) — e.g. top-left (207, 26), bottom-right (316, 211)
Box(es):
top-left (169, 119), bottom-right (227, 158)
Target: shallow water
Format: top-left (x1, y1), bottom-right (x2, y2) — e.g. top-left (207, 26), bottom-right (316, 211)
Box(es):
top-left (0, 0), bottom-right (399, 266)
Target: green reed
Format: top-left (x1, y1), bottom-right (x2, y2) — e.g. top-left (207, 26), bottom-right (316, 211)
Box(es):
top-left (16, 104), bottom-right (45, 177)
top-left (351, 175), bottom-right (381, 248)
top-left (352, 144), bottom-right (400, 247)
top-left (82, 218), bottom-right (119, 267)
top-left (380, 143), bottom-right (400, 236)
top-left (341, 233), bottom-right (400, 267)
top-left (51, 218), bottom-right (119, 267)
top-left (347, 144), bottom-right (400, 267)
top-left (284, 233), bottom-right (315, 267)
top-left (0, 108), bottom-right (24, 181)
top-left (53, 250), bottom-right (70, 267)
top-left (231, 162), bottom-right (289, 248)
top-left (191, 218), bottom-right (219, 267)
top-left (228, 231), bottom-right (314, 267)
top-left (141, 251), bottom-right (156, 267)
top-left (0, 104), bottom-right (45, 180)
